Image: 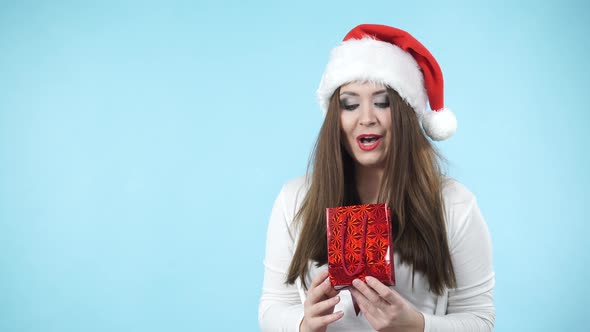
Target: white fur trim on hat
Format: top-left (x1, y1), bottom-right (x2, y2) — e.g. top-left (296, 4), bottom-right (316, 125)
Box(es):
top-left (422, 108), bottom-right (457, 141)
top-left (316, 37), bottom-right (428, 115)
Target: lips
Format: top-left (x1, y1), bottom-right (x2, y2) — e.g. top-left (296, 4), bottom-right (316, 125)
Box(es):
top-left (356, 134), bottom-right (383, 151)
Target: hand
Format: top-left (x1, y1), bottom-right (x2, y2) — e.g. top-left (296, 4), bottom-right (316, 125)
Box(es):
top-left (299, 269), bottom-right (344, 332)
top-left (350, 276), bottom-right (424, 332)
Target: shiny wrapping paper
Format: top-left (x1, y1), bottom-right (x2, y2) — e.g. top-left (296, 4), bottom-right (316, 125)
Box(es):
top-left (326, 203), bottom-right (395, 289)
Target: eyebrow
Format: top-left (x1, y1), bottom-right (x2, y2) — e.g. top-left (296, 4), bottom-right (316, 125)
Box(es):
top-left (340, 90), bottom-right (387, 97)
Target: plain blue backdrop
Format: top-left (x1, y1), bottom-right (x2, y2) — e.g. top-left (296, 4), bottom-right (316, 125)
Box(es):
top-left (1, 1), bottom-right (588, 331)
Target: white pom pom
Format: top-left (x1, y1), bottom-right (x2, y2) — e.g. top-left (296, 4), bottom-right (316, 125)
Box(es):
top-left (422, 108), bottom-right (457, 141)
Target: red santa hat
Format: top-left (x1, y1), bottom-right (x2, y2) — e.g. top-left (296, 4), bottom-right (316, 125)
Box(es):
top-left (317, 24), bottom-right (457, 141)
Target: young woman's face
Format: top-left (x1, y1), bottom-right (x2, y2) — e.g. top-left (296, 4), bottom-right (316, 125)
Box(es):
top-left (339, 81), bottom-right (392, 170)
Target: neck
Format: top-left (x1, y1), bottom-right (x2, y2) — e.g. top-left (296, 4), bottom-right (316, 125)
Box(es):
top-left (355, 165), bottom-right (384, 204)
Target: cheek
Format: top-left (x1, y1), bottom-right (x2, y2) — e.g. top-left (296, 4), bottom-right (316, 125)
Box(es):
top-left (339, 126), bottom-right (355, 154)
top-left (380, 111), bottom-right (393, 127)
top-left (340, 130), bottom-right (354, 149)
top-left (340, 113), bottom-right (356, 136)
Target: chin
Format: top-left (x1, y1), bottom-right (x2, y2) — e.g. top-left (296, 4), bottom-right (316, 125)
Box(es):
top-left (353, 157), bottom-right (385, 169)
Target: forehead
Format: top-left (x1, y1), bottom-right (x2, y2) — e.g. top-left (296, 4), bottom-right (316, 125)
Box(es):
top-left (339, 81), bottom-right (387, 95)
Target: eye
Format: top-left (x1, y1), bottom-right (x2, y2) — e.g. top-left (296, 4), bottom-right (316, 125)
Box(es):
top-left (340, 102), bottom-right (359, 111)
top-left (374, 100), bottom-right (390, 109)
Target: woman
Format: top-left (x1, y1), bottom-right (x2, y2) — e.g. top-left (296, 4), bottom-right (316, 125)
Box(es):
top-left (259, 24), bottom-right (495, 332)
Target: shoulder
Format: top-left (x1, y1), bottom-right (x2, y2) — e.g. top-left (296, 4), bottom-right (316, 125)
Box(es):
top-left (441, 177), bottom-right (484, 244)
top-left (441, 177), bottom-right (476, 207)
top-left (281, 175), bottom-right (311, 198)
top-left (275, 175), bottom-right (311, 222)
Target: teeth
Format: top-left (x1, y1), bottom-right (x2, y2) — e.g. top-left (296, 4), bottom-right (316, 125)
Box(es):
top-left (361, 136), bottom-right (377, 143)
top-left (359, 136), bottom-right (380, 146)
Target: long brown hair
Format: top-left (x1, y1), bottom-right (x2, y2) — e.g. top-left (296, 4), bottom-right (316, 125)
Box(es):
top-left (285, 86), bottom-right (456, 295)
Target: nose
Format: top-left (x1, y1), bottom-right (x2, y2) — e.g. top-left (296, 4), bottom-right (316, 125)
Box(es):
top-left (359, 102), bottom-right (377, 127)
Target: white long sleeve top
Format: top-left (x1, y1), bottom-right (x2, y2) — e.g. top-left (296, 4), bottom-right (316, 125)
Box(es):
top-left (259, 176), bottom-right (495, 331)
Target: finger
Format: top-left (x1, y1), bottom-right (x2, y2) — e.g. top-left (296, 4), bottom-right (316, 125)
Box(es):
top-left (310, 269), bottom-right (330, 289)
top-left (366, 276), bottom-right (399, 304)
top-left (308, 278), bottom-right (338, 304)
top-left (318, 276), bottom-right (340, 298)
top-left (307, 278), bottom-right (329, 304)
top-left (358, 304), bottom-right (379, 327)
top-left (323, 280), bottom-right (340, 298)
top-left (350, 287), bottom-right (376, 316)
top-left (310, 295), bottom-right (340, 316)
top-left (315, 271), bottom-right (339, 297)
top-left (310, 310), bottom-right (344, 328)
top-left (352, 278), bottom-right (383, 305)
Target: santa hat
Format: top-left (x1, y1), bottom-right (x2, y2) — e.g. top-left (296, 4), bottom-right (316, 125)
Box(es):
top-left (317, 24), bottom-right (457, 141)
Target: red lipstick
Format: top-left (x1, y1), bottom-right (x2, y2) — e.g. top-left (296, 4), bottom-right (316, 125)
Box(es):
top-left (356, 134), bottom-right (383, 151)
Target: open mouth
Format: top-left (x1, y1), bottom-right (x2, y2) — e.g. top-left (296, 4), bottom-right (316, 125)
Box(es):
top-left (359, 136), bottom-right (381, 145)
top-left (356, 135), bottom-right (383, 151)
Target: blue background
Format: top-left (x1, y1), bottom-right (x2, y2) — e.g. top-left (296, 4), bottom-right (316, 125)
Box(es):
top-left (1, 1), bottom-right (588, 331)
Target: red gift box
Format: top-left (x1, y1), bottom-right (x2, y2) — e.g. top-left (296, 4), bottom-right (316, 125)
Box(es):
top-left (326, 203), bottom-right (395, 289)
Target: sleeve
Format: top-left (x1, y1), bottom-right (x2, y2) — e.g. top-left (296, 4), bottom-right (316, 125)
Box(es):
top-left (258, 184), bottom-right (305, 332)
top-left (423, 197), bottom-right (496, 332)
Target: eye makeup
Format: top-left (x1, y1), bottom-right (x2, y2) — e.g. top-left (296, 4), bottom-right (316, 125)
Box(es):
top-left (339, 96), bottom-right (359, 111)
top-left (373, 96), bottom-right (390, 109)
top-left (338, 91), bottom-right (391, 110)
top-left (340, 100), bottom-right (359, 111)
